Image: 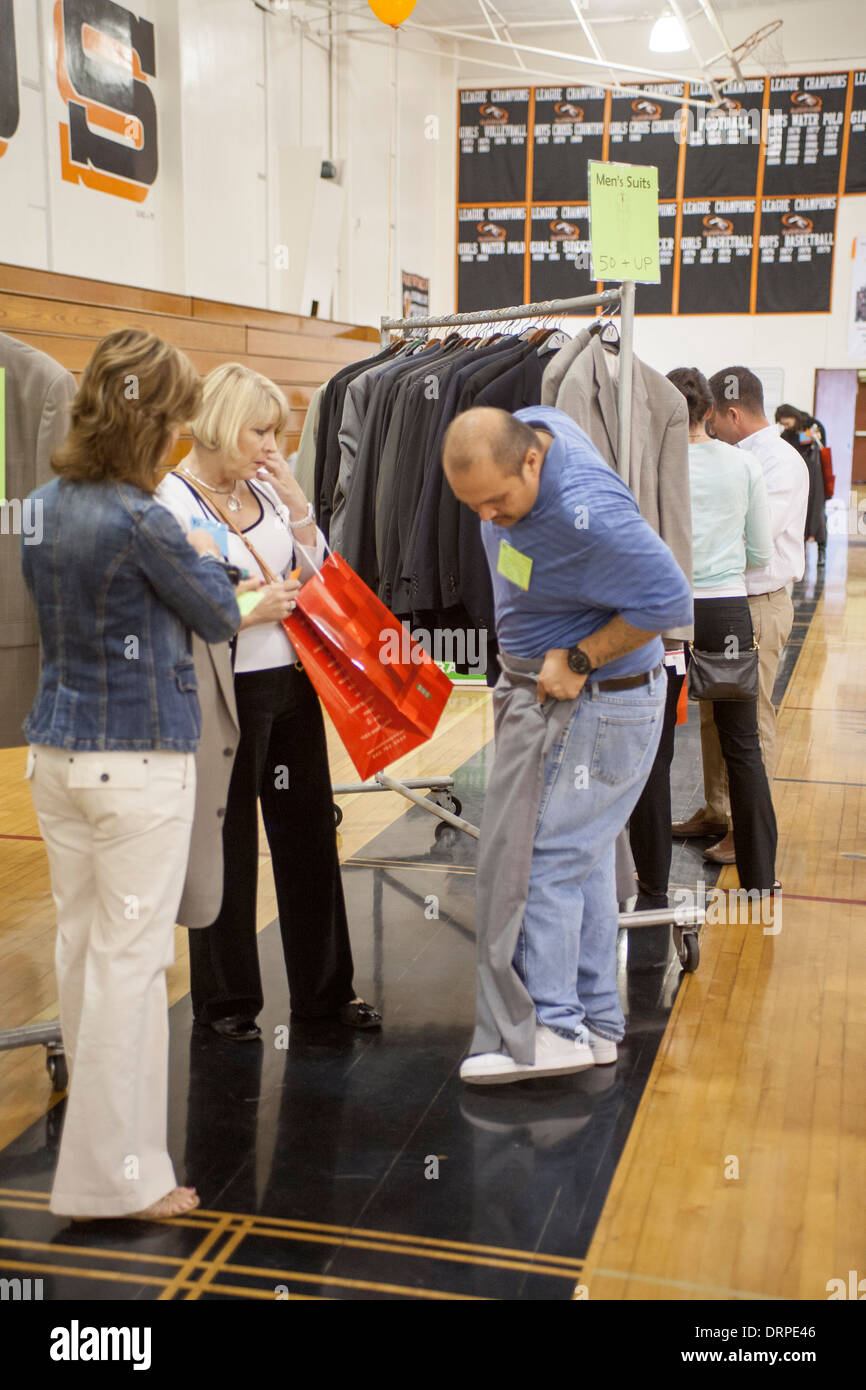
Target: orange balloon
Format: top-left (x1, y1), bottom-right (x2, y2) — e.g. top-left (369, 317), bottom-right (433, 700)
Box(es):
top-left (367, 0), bottom-right (417, 28)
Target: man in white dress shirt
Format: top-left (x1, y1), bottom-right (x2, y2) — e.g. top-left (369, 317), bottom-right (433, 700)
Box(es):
top-left (673, 366), bottom-right (809, 863)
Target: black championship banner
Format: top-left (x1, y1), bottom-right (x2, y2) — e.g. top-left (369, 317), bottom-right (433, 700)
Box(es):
top-left (607, 83), bottom-right (684, 198)
top-left (763, 73), bottom-right (847, 195)
top-left (678, 197), bottom-right (755, 314)
top-left (458, 87), bottom-right (529, 204)
top-left (845, 71), bottom-right (866, 194)
top-left (529, 204), bottom-right (591, 301)
top-left (531, 85), bottom-right (606, 202)
top-left (637, 200), bottom-right (677, 314)
top-left (683, 78), bottom-right (765, 197)
top-left (756, 195), bottom-right (836, 312)
top-left (457, 206), bottom-right (526, 312)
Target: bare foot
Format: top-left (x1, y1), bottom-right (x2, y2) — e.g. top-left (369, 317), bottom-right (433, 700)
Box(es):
top-left (71, 1186), bottom-right (200, 1222)
top-left (132, 1186), bottom-right (200, 1220)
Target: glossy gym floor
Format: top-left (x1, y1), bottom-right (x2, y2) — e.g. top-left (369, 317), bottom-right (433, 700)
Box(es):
top-left (0, 526), bottom-right (862, 1301)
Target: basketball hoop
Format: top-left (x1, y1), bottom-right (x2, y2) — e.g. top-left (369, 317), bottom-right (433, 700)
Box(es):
top-left (731, 20), bottom-right (786, 77)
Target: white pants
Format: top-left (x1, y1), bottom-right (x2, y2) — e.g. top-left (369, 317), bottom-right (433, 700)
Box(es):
top-left (27, 746), bottom-right (195, 1217)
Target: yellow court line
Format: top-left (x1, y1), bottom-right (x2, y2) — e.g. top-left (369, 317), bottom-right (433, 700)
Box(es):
top-left (200, 1282), bottom-right (329, 1300)
top-left (157, 1216), bottom-right (235, 1301)
top-left (0, 1191), bottom-right (585, 1277)
top-left (182, 1220), bottom-right (253, 1302)
top-left (193, 1207), bottom-right (586, 1269)
top-left (0, 1236), bottom-right (187, 1268)
top-left (203, 1258), bottom-right (487, 1301)
top-left (0, 1222), bottom-right (579, 1286)
top-left (0, 1257), bottom-right (175, 1291)
top-left (0, 1253), bottom-right (480, 1302)
top-left (208, 1222), bottom-right (581, 1281)
top-left (0, 1187), bottom-right (50, 1200)
top-left (590, 1268), bottom-right (788, 1301)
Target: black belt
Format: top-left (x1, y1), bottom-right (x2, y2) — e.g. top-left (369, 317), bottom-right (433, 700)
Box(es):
top-left (591, 661), bottom-right (663, 692)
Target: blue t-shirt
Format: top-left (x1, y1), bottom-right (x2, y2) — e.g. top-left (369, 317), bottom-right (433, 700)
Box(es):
top-left (481, 406), bottom-right (693, 678)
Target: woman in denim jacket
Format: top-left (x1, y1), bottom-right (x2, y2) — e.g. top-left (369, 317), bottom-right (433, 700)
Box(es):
top-left (22, 329), bottom-right (241, 1221)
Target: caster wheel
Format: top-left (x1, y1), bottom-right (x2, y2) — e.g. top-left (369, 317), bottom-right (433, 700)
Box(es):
top-left (333, 803), bottom-right (343, 827)
top-left (47, 1050), bottom-right (68, 1092)
top-left (678, 933), bottom-right (699, 973)
top-left (431, 792), bottom-right (461, 818)
top-left (434, 822), bottom-right (459, 849)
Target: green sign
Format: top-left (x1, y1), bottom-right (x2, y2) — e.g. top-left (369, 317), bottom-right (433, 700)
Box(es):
top-left (588, 161), bottom-right (660, 284)
top-left (0, 367), bottom-right (5, 503)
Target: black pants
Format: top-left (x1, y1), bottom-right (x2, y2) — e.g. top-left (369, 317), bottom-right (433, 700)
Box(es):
top-left (189, 664), bottom-right (355, 1022)
top-left (630, 597), bottom-right (777, 893)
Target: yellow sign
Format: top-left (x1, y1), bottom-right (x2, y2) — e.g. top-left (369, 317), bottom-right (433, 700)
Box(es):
top-left (497, 539), bottom-right (533, 590)
top-left (588, 161), bottom-right (660, 283)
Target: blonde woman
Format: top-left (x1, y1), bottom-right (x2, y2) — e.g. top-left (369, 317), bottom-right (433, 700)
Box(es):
top-left (23, 330), bottom-right (241, 1219)
top-left (157, 364), bottom-right (381, 1040)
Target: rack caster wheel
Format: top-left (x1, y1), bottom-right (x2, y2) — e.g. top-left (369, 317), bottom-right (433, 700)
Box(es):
top-left (677, 932), bottom-right (699, 973)
top-left (333, 803), bottom-right (343, 828)
top-left (430, 792), bottom-right (462, 817)
top-left (46, 1049), bottom-right (68, 1092)
top-left (434, 822), bottom-right (459, 849)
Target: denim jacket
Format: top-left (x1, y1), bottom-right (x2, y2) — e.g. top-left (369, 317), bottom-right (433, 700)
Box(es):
top-left (21, 478), bottom-right (241, 752)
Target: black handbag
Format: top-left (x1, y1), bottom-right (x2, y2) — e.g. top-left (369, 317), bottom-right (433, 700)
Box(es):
top-left (686, 641), bottom-right (759, 702)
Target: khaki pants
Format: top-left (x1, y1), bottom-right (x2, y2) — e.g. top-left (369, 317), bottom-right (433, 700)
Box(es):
top-left (701, 587), bottom-right (794, 825)
top-left (27, 746), bottom-right (195, 1217)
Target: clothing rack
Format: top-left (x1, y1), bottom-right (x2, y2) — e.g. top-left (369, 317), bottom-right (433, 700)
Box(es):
top-left (333, 287), bottom-right (703, 967)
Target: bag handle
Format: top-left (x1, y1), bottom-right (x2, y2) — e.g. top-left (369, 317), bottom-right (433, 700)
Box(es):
top-left (172, 470), bottom-right (279, 584)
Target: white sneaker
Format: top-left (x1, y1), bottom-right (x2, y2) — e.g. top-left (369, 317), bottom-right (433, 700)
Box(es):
top-left (460, 1025), bottom-right (595, 1085)
top-left (586, 1028), bottom-right (618, 1065)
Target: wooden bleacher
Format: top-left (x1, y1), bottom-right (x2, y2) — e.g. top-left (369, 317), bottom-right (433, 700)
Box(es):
top-left (0, 263), bottom-right (380, 462)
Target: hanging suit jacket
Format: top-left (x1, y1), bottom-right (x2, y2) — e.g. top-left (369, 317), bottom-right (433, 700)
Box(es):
top-left (545, 334), bottom-right (693, 641)
top-left (293, 381), bottom-right (325, 499)
top-left (1, 333), bottom-right (76, 747)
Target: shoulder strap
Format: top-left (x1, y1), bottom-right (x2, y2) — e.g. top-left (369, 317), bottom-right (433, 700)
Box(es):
top-left (170, 470), bottom-right (278, 584)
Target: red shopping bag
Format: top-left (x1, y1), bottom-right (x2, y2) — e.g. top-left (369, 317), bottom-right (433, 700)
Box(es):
top-left (283, 550), bottom-right (452, 780)
top-left (819, 445), bottom-right (835, 501)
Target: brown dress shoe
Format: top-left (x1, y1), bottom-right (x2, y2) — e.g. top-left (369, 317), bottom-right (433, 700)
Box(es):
top-left (703, 831), bottom-right (736, 864)
top-left (671, 809), bottom-right (729, 839)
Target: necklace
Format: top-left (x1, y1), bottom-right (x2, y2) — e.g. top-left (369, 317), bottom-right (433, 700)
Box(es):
top-left (183, 465), bottom-right (242, 512)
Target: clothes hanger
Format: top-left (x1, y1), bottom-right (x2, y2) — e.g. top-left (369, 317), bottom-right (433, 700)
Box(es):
top-left (599, 315), bottom-right (620, 354)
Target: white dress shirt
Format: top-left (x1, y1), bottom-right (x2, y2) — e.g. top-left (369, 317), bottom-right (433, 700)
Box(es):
top-left (738, 425), bottom-right (808, 595)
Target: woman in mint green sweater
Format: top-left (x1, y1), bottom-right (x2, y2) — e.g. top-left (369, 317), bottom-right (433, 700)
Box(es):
top-left (629, 367), bottom-right (777, 911)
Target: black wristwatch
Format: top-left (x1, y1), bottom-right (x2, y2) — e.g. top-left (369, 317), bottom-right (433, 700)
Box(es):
top-left (566, 644), bottom-right (594, 675)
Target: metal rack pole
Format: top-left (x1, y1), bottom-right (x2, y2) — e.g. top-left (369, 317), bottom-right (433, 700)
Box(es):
top-left (616, 280), bottom-right (636, 480)
top-left (380, 288), bottom-right (622, 348)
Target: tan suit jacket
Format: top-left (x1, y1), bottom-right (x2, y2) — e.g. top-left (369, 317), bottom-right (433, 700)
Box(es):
top-left (551, 335), bottom-right (693, 642)
top-left (1, 333), bottom-right (76, 746)
top-left (176, 636), bottom-right (240, 929)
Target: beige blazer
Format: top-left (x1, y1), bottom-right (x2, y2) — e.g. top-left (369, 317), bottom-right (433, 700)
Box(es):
top-left (1, 333), bottom-right (76, 746)
top-left (551, 335), bottom-right (693, 642)
top-left (177, 636), bottom-right (240, 929)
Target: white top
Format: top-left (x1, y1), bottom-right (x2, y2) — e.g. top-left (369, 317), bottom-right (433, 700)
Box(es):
top-left (737, 425), bottom-right (809, 595)
top-left (156, 471), bottom-right (326, 674)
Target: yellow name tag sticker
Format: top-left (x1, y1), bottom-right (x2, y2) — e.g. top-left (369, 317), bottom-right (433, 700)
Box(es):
top-left (497, 539), bottom-right (533, 590)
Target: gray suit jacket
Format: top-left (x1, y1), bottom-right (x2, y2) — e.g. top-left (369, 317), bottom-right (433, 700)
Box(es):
top-left (176, 636), bottom-right (240, 929)
top-left (540, 326), bottom-right (592, 406)
top-left (551, 335), bottom-right (693, 641)
top-left (1, 333), bottom-right (76, 746)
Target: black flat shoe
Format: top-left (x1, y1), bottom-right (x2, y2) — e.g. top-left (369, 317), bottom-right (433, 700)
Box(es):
top-left (209, 1016), bottom-right (262, 1042)
top-left (338, 1000), bottom-right (382, 1030)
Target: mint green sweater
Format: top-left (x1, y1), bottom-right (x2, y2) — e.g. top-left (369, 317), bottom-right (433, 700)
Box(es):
top-left (689, 438), bottom-right (773, 593)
